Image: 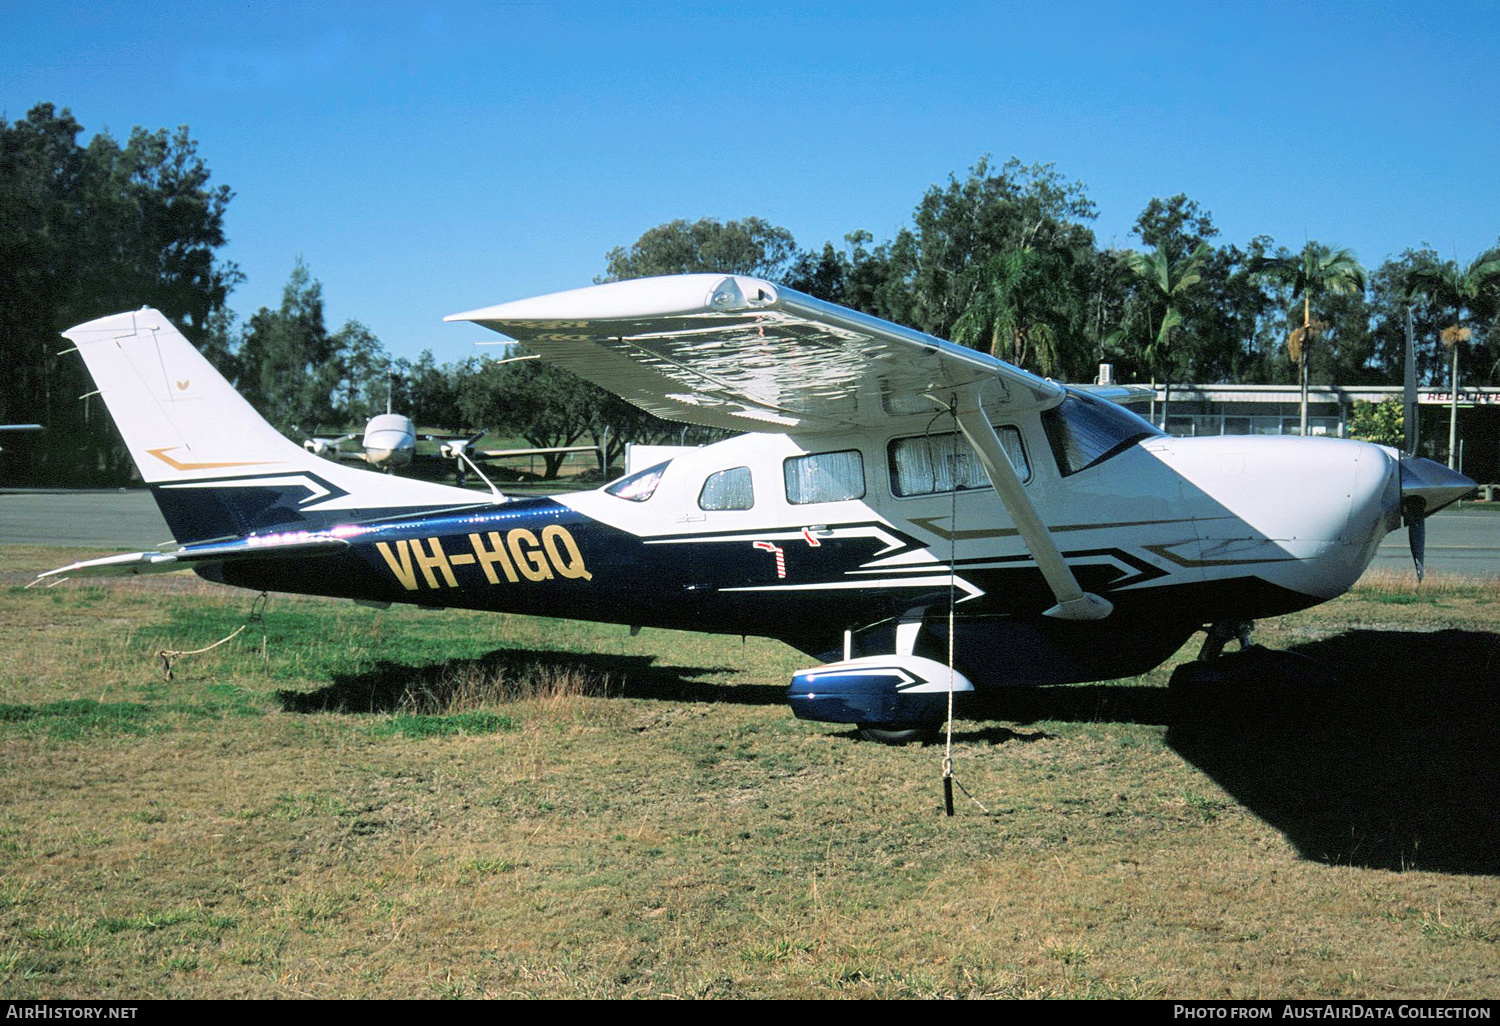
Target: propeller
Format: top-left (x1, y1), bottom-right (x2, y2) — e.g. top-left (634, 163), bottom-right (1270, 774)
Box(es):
top-left (1397, 304), bottom-right (1447, 581)
top-left (1399, 455), bottom-right (1476, 582)
top-left (435, 429), bottom-right (488, 462)
top-left (303, 432), bottom-right (355, 458)
top-left (433, 430), bottom-right (490, 488)
top-left (1402, 495), bottom-right (1427, 582)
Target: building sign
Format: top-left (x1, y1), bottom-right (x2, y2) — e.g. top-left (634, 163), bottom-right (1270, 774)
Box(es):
top-left (1421, 390), bottom-right (1500, 405)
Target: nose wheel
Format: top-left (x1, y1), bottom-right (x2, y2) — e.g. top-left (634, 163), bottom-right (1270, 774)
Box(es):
top-left (1197, 620), bottom-right (1257, 662)
top-left (1172, 619), bottom-right (1339, 700)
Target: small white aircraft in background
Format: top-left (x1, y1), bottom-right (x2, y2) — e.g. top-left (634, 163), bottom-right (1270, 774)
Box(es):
top-left (303, 381), bottom-right (419, 472)
top-left (38, 275), bottom-right (1474, 740)
top-left (307, 418), bottom-right (597, 486)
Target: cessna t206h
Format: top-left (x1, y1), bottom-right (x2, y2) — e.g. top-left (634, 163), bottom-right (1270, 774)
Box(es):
top-left (41, 275), bottom-right (1474, 740)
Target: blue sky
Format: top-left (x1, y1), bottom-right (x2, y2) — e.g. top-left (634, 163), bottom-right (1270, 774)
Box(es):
top-left (4, 1), bottom-right (1498, 361)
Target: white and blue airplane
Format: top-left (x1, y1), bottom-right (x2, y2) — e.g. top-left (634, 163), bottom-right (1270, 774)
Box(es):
top-left (38, 274), bottom-right (1474, 739)
top-left (305, 413), bottom-right (419, 471)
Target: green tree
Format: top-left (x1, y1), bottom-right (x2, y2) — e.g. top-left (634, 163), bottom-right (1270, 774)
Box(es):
top-left (890, 156), bottom-right (1098, 343)
top-left (328, 320), bottom-right (388, 426)
top-left (951, 246), bottom-right (1081, 376)
top-left (1122, 197), bottom-right (1282, 388)
top-left (0, 103), bottom-right (238, 485)
top-left (784, 240), bottom-right (851, 303)
top-left (396, 351), bottom-right (469, 432)
top-left (1121, 241), bottom-right (1211, 428)
top-left (783, 230), bottom-right (916, 330)
top-left (1367, 249), bottom-right (1448, 386)
top-left (236, 261), bottom-right (340, 436)
top-left (1252, 242), bottom-right (1367, 434)
top-left (600, 217), bottom-right (799, 282)
top-left (1404, 249), bottom-right (1500, 337)
top-left (1133, 194), bottom-right (1218, 262)
top-left (1405, 248), bottom-right (1500, 466)
top-left (1348, 398), bottom-right (1405, 447)
top-left (457, 359), bottom-right (595, 478)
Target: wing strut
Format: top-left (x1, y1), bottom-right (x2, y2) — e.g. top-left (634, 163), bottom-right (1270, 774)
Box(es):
top-left (952, 386), bottom-right (1112, 621)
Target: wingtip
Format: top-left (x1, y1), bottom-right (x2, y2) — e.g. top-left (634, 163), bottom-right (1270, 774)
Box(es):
top-left (444, 273), bottom-right (780, 328)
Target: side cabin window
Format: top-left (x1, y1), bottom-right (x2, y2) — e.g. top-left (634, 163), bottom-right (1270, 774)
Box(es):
top-left (1042, 391), bottom-right (1163, 477)
top-left (605, 461), bottom-right (669, 502)
top-left (698, 466), bottom-right (754, 511)
top-left (888, 427), bottom-right (1029, 497)
top-left (784, 449), bottom-right (865, 505)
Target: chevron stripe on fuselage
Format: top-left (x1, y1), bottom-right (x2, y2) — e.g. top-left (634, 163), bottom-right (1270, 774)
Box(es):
top-left (199, 494), bottom-right (1316, 683)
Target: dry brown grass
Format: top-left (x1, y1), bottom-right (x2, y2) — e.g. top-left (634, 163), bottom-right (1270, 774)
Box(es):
top-left (395, 660), bottom-right (617, 716)
top-left (0, 548), bottom-right (1496, 999)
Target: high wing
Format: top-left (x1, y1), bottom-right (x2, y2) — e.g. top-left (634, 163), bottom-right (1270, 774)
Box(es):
top-left (450, 274), bottom-right (1111, 620)
top-left (446, 274), bottom-right (1065, 433)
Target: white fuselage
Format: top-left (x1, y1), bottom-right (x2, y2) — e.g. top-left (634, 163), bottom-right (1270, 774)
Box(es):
top-left (560, 414), bottom-right (1401, 619)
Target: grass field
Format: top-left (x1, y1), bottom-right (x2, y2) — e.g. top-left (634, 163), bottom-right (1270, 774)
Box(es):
top-left (0, 547), bottom-right (1497, 999)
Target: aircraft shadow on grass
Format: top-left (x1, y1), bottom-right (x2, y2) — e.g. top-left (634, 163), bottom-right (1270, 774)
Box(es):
top-left (278, 646), bottom-right (784, 715)
top-left (947, 628), bottom-right (1499, 874)
top-left (1164, 629), bottom-right (1500, 875)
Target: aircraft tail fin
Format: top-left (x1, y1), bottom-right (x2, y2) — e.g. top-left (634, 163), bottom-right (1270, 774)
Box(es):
top-left (63, 308), bottom-right (484, 544)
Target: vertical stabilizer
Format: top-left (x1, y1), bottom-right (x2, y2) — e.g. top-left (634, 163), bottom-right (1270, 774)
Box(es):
top-left (63, 309), bottom-right (485, 542)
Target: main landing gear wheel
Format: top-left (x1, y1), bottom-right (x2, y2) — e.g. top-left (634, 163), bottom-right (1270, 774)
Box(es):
top-left (857, 722), bottom-right (941, 745)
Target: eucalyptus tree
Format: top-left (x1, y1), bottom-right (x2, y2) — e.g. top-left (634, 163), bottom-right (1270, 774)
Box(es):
top-left (1133, 194), bottom-right (1218, 262)
top-left (880, 157), bottom-right (1098, 342)
top-left (1251, 243), bottom-right (1367, 435)
top-left (784, 229), bottom-right (917, 329)
top-left (1121, 241), bottom-right (1211, 429)
top-left (328, 320), bottom-right (388, 425)
top-left (1405, 248), bottom-right (1500, 467)
top-left (600, 217), bottom-right (799, 283)
top-left (1367, 250), bottom-right (1449, 388)
top-left (0, 103), bottom-right (238, 485)
top-left (235, 261), bottom-right (341, 437)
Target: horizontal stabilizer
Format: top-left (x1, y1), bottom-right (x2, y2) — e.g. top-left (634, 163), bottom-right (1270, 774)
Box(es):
top-left (37, 532), bottom-right (351, 582)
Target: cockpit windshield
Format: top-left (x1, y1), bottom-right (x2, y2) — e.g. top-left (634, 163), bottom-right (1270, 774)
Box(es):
top-left (1041, 390), bottom-right (1163, 477)
top-left (604, 461), bottom-right (670, 502)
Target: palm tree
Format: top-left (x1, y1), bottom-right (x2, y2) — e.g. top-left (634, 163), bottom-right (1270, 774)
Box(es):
top-left (1405, 249), bottom-right (1500, 468)
top-left (951, 246), bottom-right (1075, 377)
top-left (1121, 241), bottom-right (1211, 430)
top-left (1251, 243), bottom-right (1366, 436)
